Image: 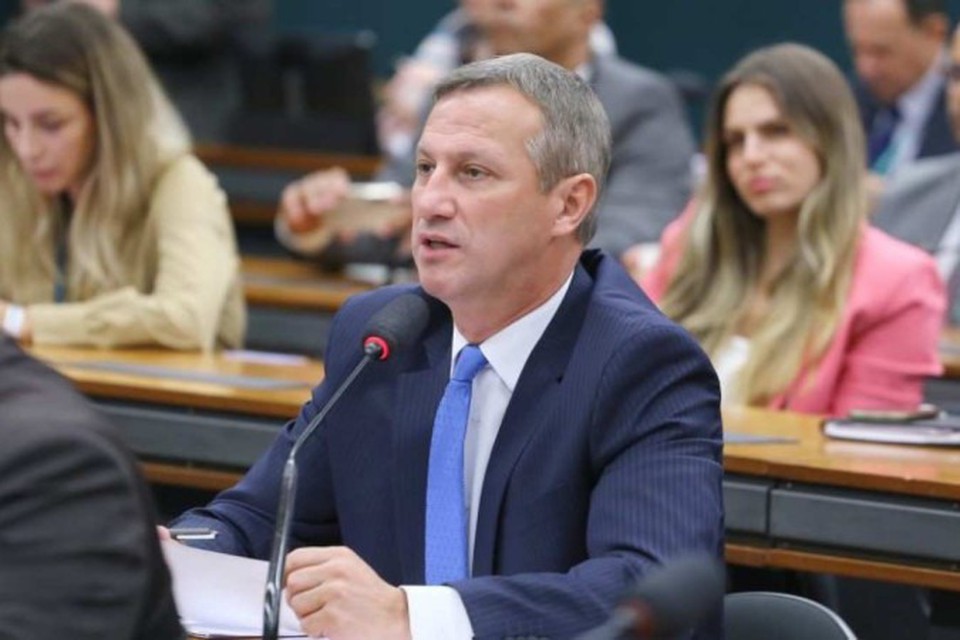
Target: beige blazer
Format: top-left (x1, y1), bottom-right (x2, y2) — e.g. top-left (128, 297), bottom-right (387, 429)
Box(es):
top-left (14, 154), bottom-right (246, 350)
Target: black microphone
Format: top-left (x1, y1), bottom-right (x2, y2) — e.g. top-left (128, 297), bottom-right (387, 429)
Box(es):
top-left (574, 555), bottom-right (725, 640)
top-left (262, 293), bottom-right (430, 640)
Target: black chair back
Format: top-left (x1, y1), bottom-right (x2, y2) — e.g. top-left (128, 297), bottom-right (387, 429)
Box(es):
top-left (725, 591), bottom-right (858, 640)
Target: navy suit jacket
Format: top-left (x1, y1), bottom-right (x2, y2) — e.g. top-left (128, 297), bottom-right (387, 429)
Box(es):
top-left (177, 251), bottom-right (724, 639)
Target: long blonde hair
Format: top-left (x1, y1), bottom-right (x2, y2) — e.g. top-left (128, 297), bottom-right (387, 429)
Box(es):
top-left (0, 3), bottom-right (190, 301)
top-left (660, 44), bottom-right (867, 405)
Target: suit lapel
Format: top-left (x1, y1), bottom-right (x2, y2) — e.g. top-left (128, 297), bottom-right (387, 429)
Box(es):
top-left (471, 260), bottom-right (595, 576)
top-left (391, 304), bottom-right (451, 584)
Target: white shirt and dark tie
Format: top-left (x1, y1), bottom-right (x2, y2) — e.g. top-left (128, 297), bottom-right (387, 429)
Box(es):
top-left (870, 50), bottom-right (948, 176)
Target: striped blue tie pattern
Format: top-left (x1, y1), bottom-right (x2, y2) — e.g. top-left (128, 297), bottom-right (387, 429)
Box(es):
top-left (424, 344), bottom-right (487, 584)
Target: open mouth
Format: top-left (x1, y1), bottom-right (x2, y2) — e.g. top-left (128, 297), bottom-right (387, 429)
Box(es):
top-left (422, 237), bottom-right (458, 250)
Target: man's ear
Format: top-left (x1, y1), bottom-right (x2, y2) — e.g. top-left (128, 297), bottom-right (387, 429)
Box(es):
top-left (551, 173), bottom-right (597, 238)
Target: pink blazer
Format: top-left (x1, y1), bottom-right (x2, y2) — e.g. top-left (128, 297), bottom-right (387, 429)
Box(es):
top-left (643, 217), bottom-right (945, 416)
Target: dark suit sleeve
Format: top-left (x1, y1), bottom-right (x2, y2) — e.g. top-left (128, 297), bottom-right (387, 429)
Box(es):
top-left (0, 417), bottom-right (183, 639)
top-left (168, 296), bottom-right (365, 558)
top-left (455, 323), bottom-right (724, 640)
top-left (168, 398), bottom-right (342, 560)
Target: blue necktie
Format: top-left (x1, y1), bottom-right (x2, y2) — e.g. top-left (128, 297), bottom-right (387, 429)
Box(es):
top-left (424, 344), bottom-right (487, 584)
top-left (867, 105), bottom-right (900, 174)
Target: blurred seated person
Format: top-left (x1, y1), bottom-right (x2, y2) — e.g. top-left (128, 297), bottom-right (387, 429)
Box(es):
top-left (844, 0), bottom-right (956, 180)
top-left (641, 43), bottom-right (944, 416)
top-left (276, 0), bottom-right (695, 265)
top-left (377, 0), bottom-right (616, 162)
top-left (873, 21), bottom-right (960, 324)
top-left (23, 0), bottom-right (270, 142)
top-left (0, 3), bottom-right (245, 349)
top-left (169, 52), bottom-right (723, 639)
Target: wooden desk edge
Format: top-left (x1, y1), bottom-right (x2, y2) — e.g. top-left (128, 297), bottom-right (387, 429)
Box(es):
top-left (195, 142), bottom-right (381, 177)
top-left (69, 376), bottom-right (305, 419)
top-left (727, 543), bottom-right (960, 591)
top-left (142, 462), bottom-right (242, 491)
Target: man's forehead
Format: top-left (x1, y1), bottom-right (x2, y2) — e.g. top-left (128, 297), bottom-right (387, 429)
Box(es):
top-left (432, 83), bottom-right (539, 112)
top-left (846, 0), bottom-right (911, 28)
top-left (421, 87), bottom-right (542, 140)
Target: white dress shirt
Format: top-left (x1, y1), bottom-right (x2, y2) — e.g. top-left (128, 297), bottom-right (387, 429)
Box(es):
top-left (403, 271), bottom-right (574, 639)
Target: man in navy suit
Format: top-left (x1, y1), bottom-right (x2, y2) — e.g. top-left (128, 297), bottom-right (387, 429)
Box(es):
top-left (173, 53), bottom-right (723, 639)
top-left (844, 0), bottom-right (957, 177)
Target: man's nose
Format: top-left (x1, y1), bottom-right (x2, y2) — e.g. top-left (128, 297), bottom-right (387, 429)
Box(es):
top-left (413, 170), bottom-right (457, 221)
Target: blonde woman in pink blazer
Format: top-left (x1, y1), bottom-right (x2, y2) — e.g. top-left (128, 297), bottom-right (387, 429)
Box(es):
top-left (641, 44), bottom-right (944, 417)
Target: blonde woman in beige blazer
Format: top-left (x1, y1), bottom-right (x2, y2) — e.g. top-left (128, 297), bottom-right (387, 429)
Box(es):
top-left (0, 3), bottom-right (245, 350)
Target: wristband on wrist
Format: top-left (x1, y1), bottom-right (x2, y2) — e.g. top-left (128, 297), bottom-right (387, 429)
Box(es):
top-left (2, 304), bottom-right (25, 339)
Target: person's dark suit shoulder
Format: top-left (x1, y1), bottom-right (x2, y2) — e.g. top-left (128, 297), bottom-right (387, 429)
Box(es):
top-left (598, 55), bottom-right (686, 114)
top-left (0, 339), bottom-right (183, 640)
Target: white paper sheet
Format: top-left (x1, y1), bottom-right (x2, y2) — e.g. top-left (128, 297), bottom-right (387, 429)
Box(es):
top-left (162, 540), bottom-right (312, 638)
top-left (823, 420), bottom-right (960, 446)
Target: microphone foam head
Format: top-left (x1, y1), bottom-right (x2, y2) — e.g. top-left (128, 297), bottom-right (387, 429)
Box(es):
top-left (363, 293), bottom-right (431, 360)
top-left (627, 555), bottom-right (725, 637)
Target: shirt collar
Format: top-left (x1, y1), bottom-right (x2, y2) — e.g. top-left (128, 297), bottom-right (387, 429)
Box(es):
top-left (451, 270), bottom-right (575, 391)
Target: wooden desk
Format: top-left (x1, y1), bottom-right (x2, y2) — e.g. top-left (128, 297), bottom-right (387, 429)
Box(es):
top-left (31, 347), bottom-right (960, 592)
top-left (30, 346), bottom-right (323, 489)
top-left (196, 143), bottom-right (383, 227)
top-left (242, 256), bottom-right (374, 312)
top-left (241, 256), bottom-right (378, 356)
top-left (195, 142), bottom-right (381, 178)
top-left (725, 406), bottom-right (960, 591)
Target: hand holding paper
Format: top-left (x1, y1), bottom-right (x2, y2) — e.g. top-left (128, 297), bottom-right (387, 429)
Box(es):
top-left (161, 540), bottom-right (310, 638)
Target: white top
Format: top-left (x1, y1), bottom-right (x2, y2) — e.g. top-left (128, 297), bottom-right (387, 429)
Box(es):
top-left (888, 50), bottom-right (948, 176)
top-left (403, 270), bottom-right (575, 639)
top-left (713, 335), bottom-right (751, 406)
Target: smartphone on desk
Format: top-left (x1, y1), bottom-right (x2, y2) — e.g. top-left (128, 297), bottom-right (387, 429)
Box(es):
top-left (847, 404), bottom-right (941, 423)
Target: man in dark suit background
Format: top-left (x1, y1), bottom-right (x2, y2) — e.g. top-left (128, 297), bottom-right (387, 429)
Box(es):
top-left (173, 52), bottom-right (723, 639)
top-left (276, 0), bottom-right (695, 262)
top-left (873, 21), bottom-right (960, 322)
top-left (0, 337), bottom-right (183, 639)
top-left (844, 0), bottom-right (957, 177)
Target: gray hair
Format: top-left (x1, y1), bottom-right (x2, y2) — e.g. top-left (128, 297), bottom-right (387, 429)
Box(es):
top-left (433, 52), bottom-right (612, 245)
